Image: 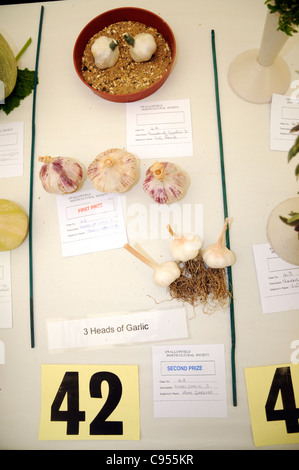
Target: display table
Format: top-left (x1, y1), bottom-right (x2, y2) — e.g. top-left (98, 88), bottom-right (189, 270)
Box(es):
top-left (0, 0), bottom-right (298, 451)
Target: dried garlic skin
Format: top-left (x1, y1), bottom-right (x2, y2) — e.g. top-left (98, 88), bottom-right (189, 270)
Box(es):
top-left (39, 156), bottom-right (83, 194)
top-left (88, 148), bottom-right (138, 193)
top-left (143, 161), bottom-right (188, 204)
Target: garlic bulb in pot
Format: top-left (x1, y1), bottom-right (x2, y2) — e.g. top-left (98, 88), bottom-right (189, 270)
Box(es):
top-left (143, 161), bottom-right (188, 204)
top-left (38, 156), bottom-right (83, 194)
top-left (202, 218), bottom-right (236, 268)
top-left (123, 33), bottom-right (157, 63)
top-left (88, 149), bottom-right (138, 193)
top-left (168, 225), bottom-right (203, 262)
top-left (91, 36), bottom-right (119, 69)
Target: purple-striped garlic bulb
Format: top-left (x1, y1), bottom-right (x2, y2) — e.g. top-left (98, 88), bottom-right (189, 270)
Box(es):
top-left (38, 156), bottom-right (83, 194)
top-left (143, 161), bottom-right (188, 204)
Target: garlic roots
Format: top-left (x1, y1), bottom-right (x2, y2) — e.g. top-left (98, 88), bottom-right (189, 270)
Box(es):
top-left (123, 32), bottom-right (157, 62)
top-left (167, 225), bottom-right (203, 262)
top-left (88, 149), bottom-right (138, 194)
top-left (202, 218), bottom-right (236, 268)
top-left (124, 243), bottom-right (180, 287)
top-left (39, 156), bottom-right (83, 194)
top-left (143, 161), bottom-right (188, 204)
top-left (91, 36), bottom-right (119, 69)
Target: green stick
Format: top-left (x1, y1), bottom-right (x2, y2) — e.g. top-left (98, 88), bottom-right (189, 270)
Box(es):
top-left (211, 29), bottom-right (237, 406)
top-left (29, 5), bottom-right (44, 348)
top-left (15, 37), bottom-right (32, 62)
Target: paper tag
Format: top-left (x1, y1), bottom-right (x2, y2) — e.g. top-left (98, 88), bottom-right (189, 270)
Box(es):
top-left (152, 344), bottom-right (227, 418)
top-left (0, 122), bottom-right (24, 178)
top-left (126, 99), bottom-right (193, 158)
top-left (56, 181), bottom-right (127, 257)
top-left (47, 307), bottom-right (188, 350)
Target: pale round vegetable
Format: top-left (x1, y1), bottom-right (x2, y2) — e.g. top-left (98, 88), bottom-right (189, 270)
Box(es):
top-left (38, 156), bottom-right (83, 194)
top-left (91, 36), bottom-right (119, 69)
top-left (88, 148), bottom-right (138, 193)
top-left (0, 199), bottom-right (28, 251)
top-left (123, 32), bottom-right (157, 63)
top-left (168, 225), bottom-right (203, 262)
top-left (0, 34), bottom-right (17, 100)
top-left (143, 161), bottom-right (188, 204)
top-left (202, 218), bottom-right (236, 268)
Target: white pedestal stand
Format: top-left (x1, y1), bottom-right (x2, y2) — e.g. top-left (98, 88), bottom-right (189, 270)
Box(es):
top-left (228, 10), bottom-right (291, 104)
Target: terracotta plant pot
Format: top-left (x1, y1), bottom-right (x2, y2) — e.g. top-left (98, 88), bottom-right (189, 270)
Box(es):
top-left (73, 7), bottom-right (176, 103)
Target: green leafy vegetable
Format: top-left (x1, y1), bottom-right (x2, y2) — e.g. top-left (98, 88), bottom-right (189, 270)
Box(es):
top-left (265, 0), bottom-right (299, 36)
top-left (0, 67), bottom-right (36, 115)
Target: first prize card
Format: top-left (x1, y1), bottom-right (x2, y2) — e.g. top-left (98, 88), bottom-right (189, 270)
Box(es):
top-left (39, 364), bottom-right (140, 440)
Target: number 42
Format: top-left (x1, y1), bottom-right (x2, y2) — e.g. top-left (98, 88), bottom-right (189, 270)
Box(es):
top-left (50, 371), bottom-right (123, 436)
top-left (265, 366), bottom-right (299, 434)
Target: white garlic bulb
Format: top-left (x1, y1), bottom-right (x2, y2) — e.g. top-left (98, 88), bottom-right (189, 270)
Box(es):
top-left (38, 156), bottom-right (83, 194)
top-left (123, 32), bottom-right (157, 62)
top-left (168, 225), bottom-right (203, 262)
top-left (124, 243), bottom-right (180, 288)
top-left (88, 149), bottom-right (138, 193)
top-left (143, 161), bottom-right (188, 204)
top-left (153, 261), bottom-right (181, 287)
top-left (91, 36), bottom-right (119, 69)
top-left (202, 218), bottom-right (236, 269)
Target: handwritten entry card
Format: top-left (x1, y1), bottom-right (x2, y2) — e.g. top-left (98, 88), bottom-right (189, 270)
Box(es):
top-left (126, 99), bottom-right (193, 158)
top-left (253, 243), bottom-right (299, 314)
top-left (152, 344), bottom-right (227, 418)
top-left (0, 122), bottom-right (24, 178)
top-left (270, 94), bottom-right (299, 151)
top-left (56, 183), bottom-right (127, 257)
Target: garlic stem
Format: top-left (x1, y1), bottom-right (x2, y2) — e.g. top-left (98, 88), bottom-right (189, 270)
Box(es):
top-left (123, 33), bottom-right (135, 47)
top-left (123, 243), bottom-right (157, 269)
top-left (217, 217), bottom-right (229, 248)
top-left (38, 155), bottom-right (55, 164)
top-left (151, 162), bottom-right (165, 180)
top-left (167, 224), bottom-right (178, 238)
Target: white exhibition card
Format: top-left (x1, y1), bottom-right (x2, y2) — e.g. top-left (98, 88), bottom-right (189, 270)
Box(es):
top-left (47, 307), bottom-right (188, 350)
top-left (126, 99), bottom-right (193, 158)
top-left (0, 251), bottom-right (12, 328)
top-left (270, 93), bottom-right (299, 151)
top-left (152, 344), bottom-right (227, 418)
top-left (0, 122), bottom-right (24, 178)
top-left (253, 243), bottom-right (299, 314)
top-left (56, 182), bottom-right (127, 257)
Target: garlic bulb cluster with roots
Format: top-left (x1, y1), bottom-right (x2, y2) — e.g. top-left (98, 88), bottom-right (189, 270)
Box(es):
top-left (124, 243), bottom-right (180, 288)
top-left (143, 161), bottom-right (188, 204)
top-left (167, 225), bottom-right (203, 262)
top-left (88, 148), bottom-right (138, 193)
top-left (202, 218), bottom-right (236, 268)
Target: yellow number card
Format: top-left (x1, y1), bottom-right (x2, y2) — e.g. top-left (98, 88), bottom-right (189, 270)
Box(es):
top-left (245, 363), bottom-right (299, 447)
top-left (39, 364), bottom-right (140, 440)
